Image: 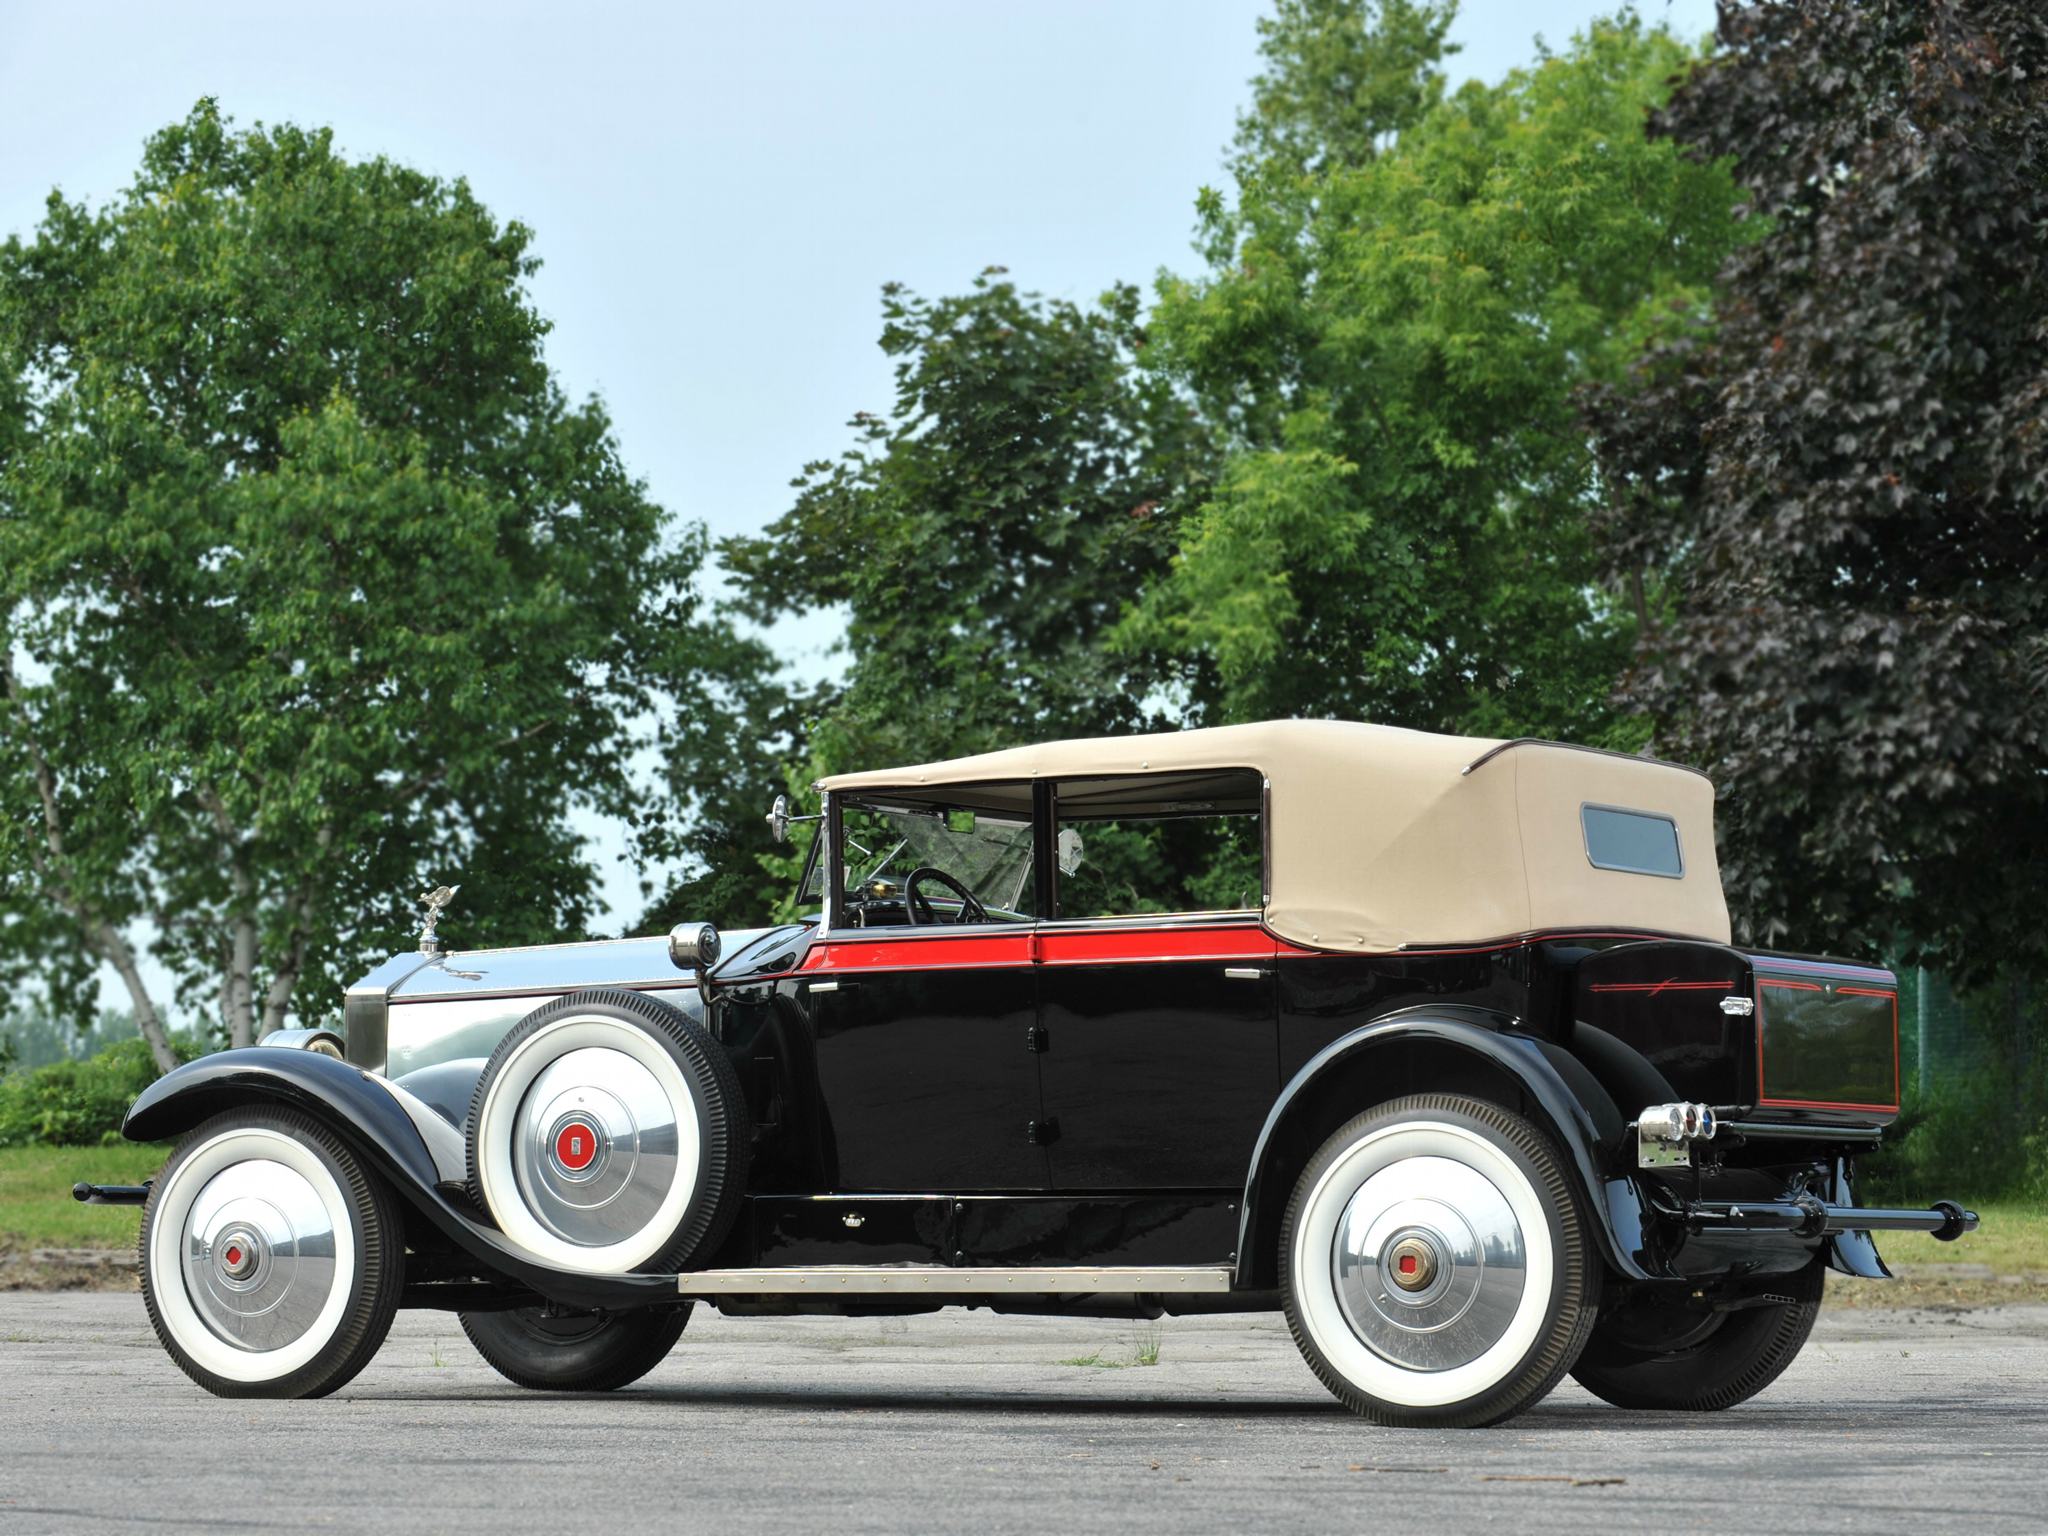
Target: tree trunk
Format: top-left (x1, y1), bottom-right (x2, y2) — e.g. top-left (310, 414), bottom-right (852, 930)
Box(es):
top-left (258, 896), bottom-right (314, 1039)
top-left (96, 922), bottom-right (181, 1077)
top-left (226, 898), bottom-right (258, 1049)
top-left (4, 649), bottom-right (178, 1075)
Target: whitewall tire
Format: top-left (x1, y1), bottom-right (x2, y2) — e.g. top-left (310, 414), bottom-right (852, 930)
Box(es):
top-left (465, 989), bottom-right (748, 1276)
top-left (140, 1107), bottom-right (402, 1399)
top-left (1281, 1094), bottom-right (1599, 1427)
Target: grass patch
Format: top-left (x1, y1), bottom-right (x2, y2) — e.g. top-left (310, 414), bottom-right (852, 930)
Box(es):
top-left (1058, 1349), bottom-right (1127, 1368)
top-left (1059, 1326), bottom-right (1163, 1369)
top-left (0, 1144), bottom-right (167, 1252)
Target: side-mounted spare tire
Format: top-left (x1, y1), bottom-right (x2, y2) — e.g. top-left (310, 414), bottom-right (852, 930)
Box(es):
top-left (465, 988), bottom-right (749, 1275)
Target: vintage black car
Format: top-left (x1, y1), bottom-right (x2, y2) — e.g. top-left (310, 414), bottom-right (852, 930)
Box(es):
top-left (90, 721), bottom-right (1975, 1425)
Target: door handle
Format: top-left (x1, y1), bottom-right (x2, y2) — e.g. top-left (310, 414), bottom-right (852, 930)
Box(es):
top-left (1223, 967), bottom-right (1270, 980)
top-left (808, 980), bottom-right (856, 994)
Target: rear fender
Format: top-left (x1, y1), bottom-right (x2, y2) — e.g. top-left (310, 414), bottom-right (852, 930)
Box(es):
top-left (122, 1049), bottom-right (680, 1311)
top-left (1237, 1009), bottom-right (1655, 1289)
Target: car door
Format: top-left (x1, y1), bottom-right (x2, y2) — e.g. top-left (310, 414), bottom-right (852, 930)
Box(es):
top-left (795, 785), bottom-right (1049, 1193)
top-left (801, 927), bottom-right (1047, 1191)
top-left (1034, 919), bottom-right (1277, 1188)
top-left (1032, 769), bottom-right (1281, 1189)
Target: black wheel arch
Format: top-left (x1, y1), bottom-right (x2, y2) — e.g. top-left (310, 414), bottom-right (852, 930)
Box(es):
top-left (122, 1047), bottom-right (681, 1312)
top-left (1237, 1007), bottom-right (1653, 1289)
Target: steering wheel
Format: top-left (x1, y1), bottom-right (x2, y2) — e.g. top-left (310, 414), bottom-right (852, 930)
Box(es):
top-left (904, 867), bottom-right (990, 926)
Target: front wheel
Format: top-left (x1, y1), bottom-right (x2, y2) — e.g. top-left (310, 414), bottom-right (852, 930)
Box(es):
top-left (140, 1107), bottom-right (403, 1399)
top-left (1569, 1260), bottom-right (1825, 1411)
top-left (459, 1304), bottom-right (691, 1392)
top-left (1281, 1094), bottom-right (1600, 1428)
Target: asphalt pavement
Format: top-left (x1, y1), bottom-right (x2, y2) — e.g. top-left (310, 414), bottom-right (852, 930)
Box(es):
top-left (1, 1291), bottom-right (2043, 1535)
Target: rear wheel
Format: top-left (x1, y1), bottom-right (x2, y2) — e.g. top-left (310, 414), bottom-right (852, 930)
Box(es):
top-left (459, 1304), bottom-right (691, 1392)
top-left (1281, 1094), bottom-right (1599, 1428)
top-left (141, 1107), bottom-right (402, 1399)
top-left (1570, 1260), bottom-right (1825, 1411)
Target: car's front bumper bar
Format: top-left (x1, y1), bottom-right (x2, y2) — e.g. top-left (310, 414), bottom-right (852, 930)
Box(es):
top-left (1680, 1197), bottom-right (1978, 1242)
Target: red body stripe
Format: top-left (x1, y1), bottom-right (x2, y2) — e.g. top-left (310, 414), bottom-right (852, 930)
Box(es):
top-left (810, 923), bottom-right (1272, 974)
top-left (1759, 1097), bottom-right (1901, 1112)
top-left (816, 934), bottom-right (1032, 971)
top-left (1038, 925), bottom-right (1273, 966)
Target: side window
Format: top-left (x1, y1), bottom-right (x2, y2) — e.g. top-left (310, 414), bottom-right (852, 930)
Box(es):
top-left (1053, 769), bottom-right (1263, 919)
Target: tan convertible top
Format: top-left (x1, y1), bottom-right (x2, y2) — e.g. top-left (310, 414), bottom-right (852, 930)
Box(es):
top-left (819, 719), bottom-right (1729, 952)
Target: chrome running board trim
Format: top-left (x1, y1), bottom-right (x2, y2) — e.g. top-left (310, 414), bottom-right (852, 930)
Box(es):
top-left (675, 1265), bottom-right (1234, 1295)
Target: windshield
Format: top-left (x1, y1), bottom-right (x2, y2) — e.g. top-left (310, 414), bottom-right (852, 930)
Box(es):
top-left (806, 800), bottom-right (1035, 918)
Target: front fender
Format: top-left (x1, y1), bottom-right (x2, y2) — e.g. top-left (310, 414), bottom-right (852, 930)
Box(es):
top-left (123, 1050), bottom-right (680, 1311)
top-left (1236, 1011), bottom-right (1654, 1288)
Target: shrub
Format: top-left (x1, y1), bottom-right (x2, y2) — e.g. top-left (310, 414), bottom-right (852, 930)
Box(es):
top-left (1859, 1072), bottom-right (2048, 1207)
top-left (0, 1036), bottom-right (203, 1148)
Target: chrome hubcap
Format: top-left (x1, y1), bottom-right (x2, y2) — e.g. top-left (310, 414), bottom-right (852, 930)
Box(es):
top-left (1331, 1155), bottom-right (1527, 1372)
top-left (180, 1159), bottom-right (338, 1353)
top-left (512, 1047), bottom-right (681, 1247)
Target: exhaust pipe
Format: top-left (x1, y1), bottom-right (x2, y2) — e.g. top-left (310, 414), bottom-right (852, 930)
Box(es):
top-left (1674, 1195), bottom-right (1977, 1242)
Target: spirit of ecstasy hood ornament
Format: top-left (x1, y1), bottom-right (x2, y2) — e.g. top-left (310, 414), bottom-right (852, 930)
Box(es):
top-left (418, 885), bottom-right (459, 955)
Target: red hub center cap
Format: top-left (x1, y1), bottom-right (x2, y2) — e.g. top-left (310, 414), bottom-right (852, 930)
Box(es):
top-left (224, 1244), bottom-right (244, 1267)
top-left (555, 1121), bottom-right (599, 1172)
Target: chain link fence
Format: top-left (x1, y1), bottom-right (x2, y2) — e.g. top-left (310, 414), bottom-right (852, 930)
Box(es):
top-left (1876, 967), bottom-right (2046, 1204)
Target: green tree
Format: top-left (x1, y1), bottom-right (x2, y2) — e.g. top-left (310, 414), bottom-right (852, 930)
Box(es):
top-left (637, 274), bottom-right (1201, 928)
top-left (641, 272), bottom-right (1210, 930)
top-left (1123, 6), bottom-right (1743, 742)
top-left (1583, 0), bottom-right (2048, 982)
top-left (0, 102), bottom-right (716, 1063)
top-left (634, 631), bottom-right (823, 934)
top-left (722, 270), bottom-right (1209, 776)
top-left (1234, 0), bottom-right (1459, 175)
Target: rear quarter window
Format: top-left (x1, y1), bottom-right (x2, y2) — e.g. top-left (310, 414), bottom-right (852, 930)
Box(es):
top-left (1581, 804), bottom-right (1684, 878)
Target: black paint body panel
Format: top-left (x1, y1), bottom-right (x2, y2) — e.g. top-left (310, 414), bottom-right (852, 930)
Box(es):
top-left (1278, 949), bottom-right (1530, 1085)
top-left (1573, 940), bottom-right (1752, 1108)
top-left (745, 1193), bottom-right (1239, 1269)
top-left (805, 960), bottom-right (1046, 1191)
top-left (956, 1195), bottom-right (1238, 1267)
top-left (1037, 959), bottom-right (1277, 1188)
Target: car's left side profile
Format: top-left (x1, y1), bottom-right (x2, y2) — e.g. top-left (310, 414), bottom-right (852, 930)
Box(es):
top-left (85, 721), bottom-right (1978, 1422)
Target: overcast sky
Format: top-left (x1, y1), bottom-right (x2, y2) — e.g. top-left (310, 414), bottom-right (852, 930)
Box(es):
top-left (0, 0), bottom-right (1715, 986)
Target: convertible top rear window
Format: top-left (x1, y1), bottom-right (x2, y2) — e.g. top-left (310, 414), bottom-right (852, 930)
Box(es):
top-left (1581, 804), bottom-right (1684, 878)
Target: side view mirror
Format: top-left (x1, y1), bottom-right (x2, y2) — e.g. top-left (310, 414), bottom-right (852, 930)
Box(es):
top-left (765, 793), bottom-right (823, 844)
top-left (669, 922), bottom-right (721, 972)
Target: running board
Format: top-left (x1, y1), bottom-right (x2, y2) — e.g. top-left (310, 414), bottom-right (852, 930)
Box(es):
top-left (675, 1265), bottom-right (1234, 1295)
